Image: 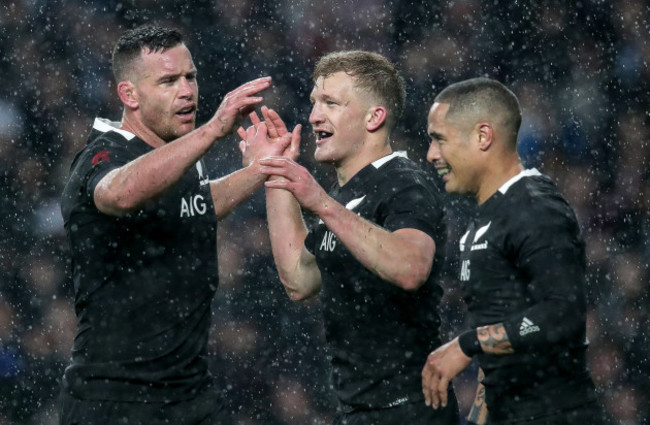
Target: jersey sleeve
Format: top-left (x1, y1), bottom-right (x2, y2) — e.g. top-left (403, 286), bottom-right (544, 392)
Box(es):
top-left (501, 194), bottom-right (587, 352)
top-left (68, 135), bottom-right (135, 212)
top-left (84, 139), bottom-right (133, 197)
top-left (381, 171), bottom-right (445, 242)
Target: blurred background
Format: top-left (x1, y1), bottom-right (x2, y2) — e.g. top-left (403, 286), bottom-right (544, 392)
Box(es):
top-left (0, 0), bottom-right (648, 424)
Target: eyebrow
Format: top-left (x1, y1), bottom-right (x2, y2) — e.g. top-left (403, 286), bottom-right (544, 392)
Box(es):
top-left (310, 92), bottom-right (339, 103)
top-left (156, 69), bottom-right (197, 83)
top-left (429, 130), bottom-right (444, 140)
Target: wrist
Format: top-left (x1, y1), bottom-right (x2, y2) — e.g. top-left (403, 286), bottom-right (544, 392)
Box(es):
top-left (458, 329), bottom-right (482, 357)
top-left (246, 159), bottom-right (268, 180)
top-left (206, 116), bottom-right (229, 139)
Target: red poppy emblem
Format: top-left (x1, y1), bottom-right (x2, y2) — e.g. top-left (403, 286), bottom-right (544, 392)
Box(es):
top-left (91, 150), bottom-right (110, 165)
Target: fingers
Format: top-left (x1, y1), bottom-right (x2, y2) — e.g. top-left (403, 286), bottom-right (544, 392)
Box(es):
top-left (422, 363), bottom-right (432, 407)
top-left (234, 96), bottom-right (265, 113)
top-left (422, 354), bottom-right (446, 409)
top-left (260, 106), bottom-right (276, 136)
top-left (249, 111), bottom-right (262, 127)
top-left (246, 124), bottom-right (257, 140)
top-left (237, 126), bottom-right (247, 141)
top-left (422, 360), bottom-right (441, 408)
top-left (279, 133), bottom-right (292, 151)
top-left (438, 376), bottom-right (450, 408)
top-left (238, 140), bottom-right (246, 154)
top-left (260, 162), bottom-right (292, 187)
top-left (259, 156), bottom-right (293, 167)
top-left (263, 177), bottom-right (290, 189)
top-left (232, 76), bottom-right (272, 97)
top-left (267, 108), bottom-right (288, 134)
top-left (255, 121), bottom-right (268, 138)
top-left (290, 124), bottom-right (302, 151)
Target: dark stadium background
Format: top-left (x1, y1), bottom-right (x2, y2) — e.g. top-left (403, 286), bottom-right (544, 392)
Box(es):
top-left (0, 1), bottom-right (648, 423)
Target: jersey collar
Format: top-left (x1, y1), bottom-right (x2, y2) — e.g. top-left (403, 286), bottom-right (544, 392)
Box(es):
top-left (498, 168), bottom-right (541, 195)
top-left (371, 150), bottom-right (408, 169)
top-left (93, 117), bottom-right (136, 141)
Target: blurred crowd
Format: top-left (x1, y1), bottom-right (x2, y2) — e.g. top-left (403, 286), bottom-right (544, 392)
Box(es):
top-left (0, 0), bottom-right (648, 424)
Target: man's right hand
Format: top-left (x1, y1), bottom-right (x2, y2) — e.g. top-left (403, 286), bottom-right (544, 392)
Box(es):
top-left (211, 77), bottom-right (272, 138)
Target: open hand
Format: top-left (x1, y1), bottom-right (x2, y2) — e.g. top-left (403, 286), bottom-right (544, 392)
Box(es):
top-left (212, 77), bottom-right (272, 138)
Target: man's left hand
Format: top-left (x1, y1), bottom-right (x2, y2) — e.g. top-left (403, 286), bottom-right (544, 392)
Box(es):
top-left (422, 337), bottom-right (472, 409)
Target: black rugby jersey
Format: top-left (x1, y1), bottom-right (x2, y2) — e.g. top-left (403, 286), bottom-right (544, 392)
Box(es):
top-left (459, 169), bottom-right (598, 423)
top-left (60, 118), bottom-right (218, 402)
top-left (305, 152), bottom-right (448, 411)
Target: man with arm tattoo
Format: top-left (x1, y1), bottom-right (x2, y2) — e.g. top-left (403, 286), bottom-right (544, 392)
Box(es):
top-left (421, 78), bottom-right (610, 425)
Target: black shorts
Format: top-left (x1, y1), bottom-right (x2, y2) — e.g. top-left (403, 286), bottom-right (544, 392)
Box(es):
top-left (487, 400), bottom-right (613, 425)
top-left (333, 397), bottom-right (460, 425)
top-left (59, 384), bottom-right (226, 425)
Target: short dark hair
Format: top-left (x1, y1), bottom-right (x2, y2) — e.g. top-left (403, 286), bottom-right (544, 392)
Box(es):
top-left (313, 50), bottom-right (407, 131)
top-left (111, 25), bottom-right (184, 82)
top-left (435, 77), bottom-right (522, 147)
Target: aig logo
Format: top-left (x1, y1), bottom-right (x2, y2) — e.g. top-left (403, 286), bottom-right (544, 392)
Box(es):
top-left (320, 231), bottom-right (337, 252)
top-left (180, 194), bottom-right (207, 217)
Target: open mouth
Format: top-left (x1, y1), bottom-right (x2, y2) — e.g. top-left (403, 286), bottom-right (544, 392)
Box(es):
top-left (437, 166), bottom-right (450, 177)
top-left (315, 131), bottom-right (333, 142)
top-left (176, 105), bottom-right (196, 118)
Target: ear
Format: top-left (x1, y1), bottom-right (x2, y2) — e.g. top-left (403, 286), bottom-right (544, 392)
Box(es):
top-left (366, 106), bottom-right (387, 132)
top-left (477, 122), bottom-right (493, 151)
top-left (117, 81), bottom-right (138, 110)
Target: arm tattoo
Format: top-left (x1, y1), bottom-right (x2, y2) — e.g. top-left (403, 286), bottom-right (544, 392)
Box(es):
top-left (467, 369), bottom-right (488, 424)
top-left (477, 323), bottom-right (514, 354)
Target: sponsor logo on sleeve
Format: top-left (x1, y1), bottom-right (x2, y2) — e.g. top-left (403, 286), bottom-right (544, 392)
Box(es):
top-left (519, 317), bottom-right (541, 336)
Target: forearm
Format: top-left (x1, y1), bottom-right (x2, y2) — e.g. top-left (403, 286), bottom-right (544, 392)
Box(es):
top-left (462, 302), bottom-right (583, 357)
top-left (504, 245), bottom-right (587, 350)
top-left (500, 297), bottom-right (585, 351)
top-left (467, 369), bottom-right (488, 425)
top-left (265, 186), bottom-right (320, 300)
top-left (316, 199), bottom-right (434, 290)
top-left (457, 323), bottom-right (514, 357)
top-left (210, 159), bottom-right (267, 219)
top-left (95, 121), bottom-right (221, 215)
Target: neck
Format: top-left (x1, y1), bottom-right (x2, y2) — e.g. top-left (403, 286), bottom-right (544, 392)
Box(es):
top-left (120, 112), bottom-right (166, 148)
top-left (335, 142), bottom-right (393, 186)
top-left (476, 155), bottom-right (524, 205)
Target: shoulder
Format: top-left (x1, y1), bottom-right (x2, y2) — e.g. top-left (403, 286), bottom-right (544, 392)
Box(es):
top-left (77, 131), bottom-right (148, 172)
top-left (502, 174), bottom-right (581, 239)
top-left (379, 157), bottom-right (439, 191)
top-left (514, 175), bottom-right (574, 217)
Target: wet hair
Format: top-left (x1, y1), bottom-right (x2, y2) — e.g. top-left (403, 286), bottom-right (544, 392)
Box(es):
top-left (435, 77), bottom-right (522, 148)
top-left (112, 25), bottom-right (184, 82)
top-left (313, 50), bottom-right (406, 131)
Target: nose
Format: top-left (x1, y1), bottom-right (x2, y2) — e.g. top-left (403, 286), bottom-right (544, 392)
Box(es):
top-left (426, 140), bottom-right (441, 163)
top-left (309, 103), bottom-right (324, 125)
top-left (178, 77), bottom-right (194, 99)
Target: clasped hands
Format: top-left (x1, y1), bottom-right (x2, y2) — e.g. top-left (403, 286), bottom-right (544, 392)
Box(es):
top-left (237, 107), bottom-right (328, 213)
